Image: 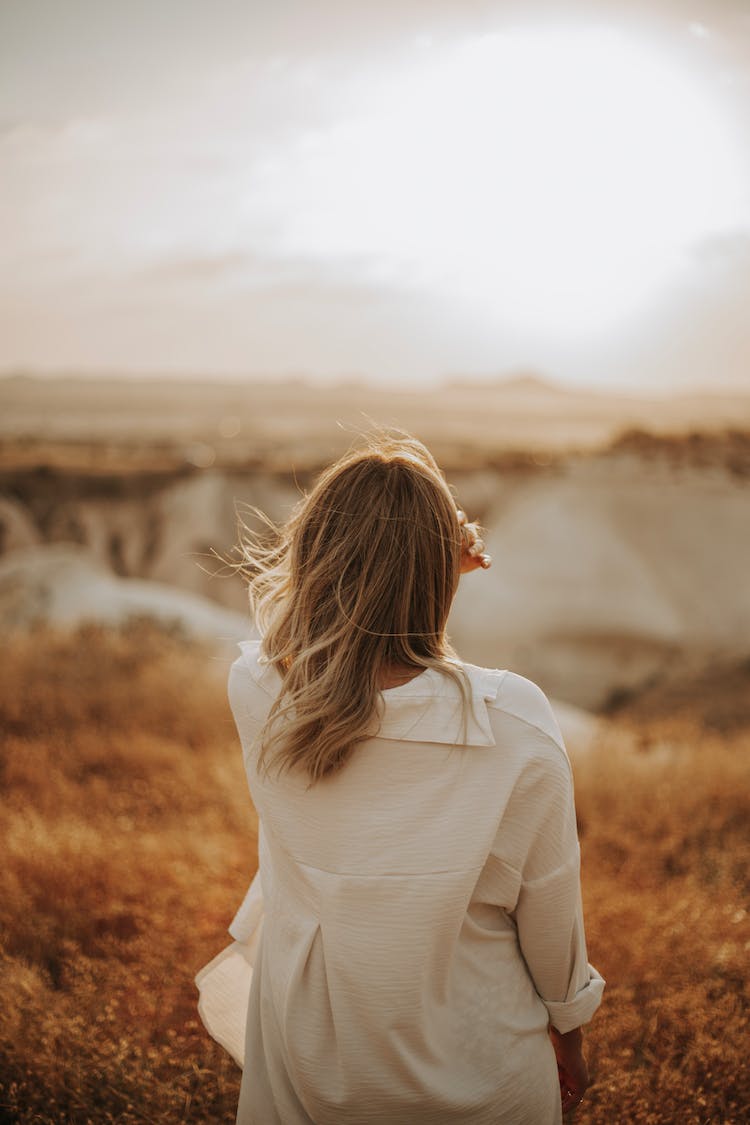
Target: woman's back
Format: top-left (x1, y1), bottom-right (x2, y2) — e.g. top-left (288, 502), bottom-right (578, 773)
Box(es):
top-left (230, 641), bottom-right (603, 1124)
top-left (195, 434), bottom-right (602, 1121)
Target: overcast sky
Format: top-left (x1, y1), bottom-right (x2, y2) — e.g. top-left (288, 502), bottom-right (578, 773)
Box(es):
top-left (1, 0), bottom-right (750, 389)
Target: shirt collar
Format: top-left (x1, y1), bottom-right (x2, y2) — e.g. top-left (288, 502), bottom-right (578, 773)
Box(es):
top-left (375, 663), bottom-right (503, 747)
top-left (240, 641), bottom-right (503, 748)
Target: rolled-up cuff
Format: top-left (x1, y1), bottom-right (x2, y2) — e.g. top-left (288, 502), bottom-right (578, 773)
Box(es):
top-left (545, 964), bottom-right (606, 1033)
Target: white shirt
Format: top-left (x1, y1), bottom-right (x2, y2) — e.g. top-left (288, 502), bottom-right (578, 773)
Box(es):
top-left (196, 640), bottom-right (604, 1124)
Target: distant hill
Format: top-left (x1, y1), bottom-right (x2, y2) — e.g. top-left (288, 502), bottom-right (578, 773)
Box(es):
top-left (2, 372), bottom-right (750, 472)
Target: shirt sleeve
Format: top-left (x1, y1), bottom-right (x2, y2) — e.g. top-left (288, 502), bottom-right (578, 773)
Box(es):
top-left (510, 734), bottom-right (605, 1033)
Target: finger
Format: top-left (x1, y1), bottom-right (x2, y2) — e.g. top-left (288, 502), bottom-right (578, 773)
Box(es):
top-left (558, 1068), bottom-right (586, 1114)
top-left (460, 521), bottom-right (481, 547)
top-left (561, 1089), bottom-right (584, 1114)
top-left (460, 549), bottom-right (492, 571)
top-left (563, 1098), bottom-right (584, 1114)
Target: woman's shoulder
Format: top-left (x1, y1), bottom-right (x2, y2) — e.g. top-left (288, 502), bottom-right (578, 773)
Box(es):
top-left (462, 661), bottom-right (566, 758)
top-left (228, 639), bottom-right (280, 703)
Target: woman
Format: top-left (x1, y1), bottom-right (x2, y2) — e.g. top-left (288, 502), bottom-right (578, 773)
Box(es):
top-left (197, 434), bottom-right (604, 1123)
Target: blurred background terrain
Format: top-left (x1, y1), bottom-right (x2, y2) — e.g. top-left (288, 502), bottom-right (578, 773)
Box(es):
top-left (2, 373), bottom-right (750, 711)
top-left (1, 374), bottom-right (749, 1123)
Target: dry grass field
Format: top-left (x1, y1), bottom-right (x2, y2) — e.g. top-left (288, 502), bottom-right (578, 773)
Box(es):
top-left (1, 623), bottom-right (749, 1124)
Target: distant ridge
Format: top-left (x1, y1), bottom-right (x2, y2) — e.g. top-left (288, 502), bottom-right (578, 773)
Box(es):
top-left (2, 371), bottom-right (750, 467)
top-left (441, 371), bottom-right (566, 394)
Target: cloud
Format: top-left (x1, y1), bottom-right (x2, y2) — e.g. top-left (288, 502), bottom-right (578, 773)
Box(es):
top-left (138, 252), bottom-right (267, 285)
top-left (133, 247), bottom-right (405, 296)
top-left (689, 230), bottom-right (750, 264)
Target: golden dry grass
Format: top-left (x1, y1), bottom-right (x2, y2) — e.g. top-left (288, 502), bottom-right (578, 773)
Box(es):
top-left (0, 623), bottom-right (256, 1123)
top-left (1, 624), bottom-right (748, 1123)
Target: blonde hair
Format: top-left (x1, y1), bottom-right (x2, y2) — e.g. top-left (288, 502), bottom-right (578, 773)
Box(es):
top-left (239, 433), bottom-right (470, 782)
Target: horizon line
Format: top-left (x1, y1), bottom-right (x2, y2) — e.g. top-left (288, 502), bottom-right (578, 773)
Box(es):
top-left (1, 367), bottom-right (749, 401)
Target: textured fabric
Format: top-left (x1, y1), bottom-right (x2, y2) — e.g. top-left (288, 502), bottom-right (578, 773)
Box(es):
top-left (196, 640), bottom-right (604, 1124)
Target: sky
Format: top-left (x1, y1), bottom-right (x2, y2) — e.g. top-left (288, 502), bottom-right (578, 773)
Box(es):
top-left (1, 0), bottom-right (750, 390)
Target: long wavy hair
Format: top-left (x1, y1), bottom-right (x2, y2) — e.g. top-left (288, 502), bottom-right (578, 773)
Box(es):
top-left (239, 433), bottom-right (470, 782)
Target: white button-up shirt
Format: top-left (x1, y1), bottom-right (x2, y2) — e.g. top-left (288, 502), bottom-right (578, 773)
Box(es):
top-left (196, 640), bottom-right (604, 1124)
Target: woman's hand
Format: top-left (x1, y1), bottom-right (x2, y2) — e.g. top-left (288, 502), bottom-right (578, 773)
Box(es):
top-left (549, 1025), bottom-right (590, 1114)
top-left (457, 510), bottom-right (492, 574)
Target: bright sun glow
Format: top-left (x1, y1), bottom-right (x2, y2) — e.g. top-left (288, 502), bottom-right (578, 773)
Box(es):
top-left (264, 27), bottom-right (748, 342)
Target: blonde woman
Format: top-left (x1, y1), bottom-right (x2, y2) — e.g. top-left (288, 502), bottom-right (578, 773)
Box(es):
top-left (196, 434), bottom-right (604, 1124)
